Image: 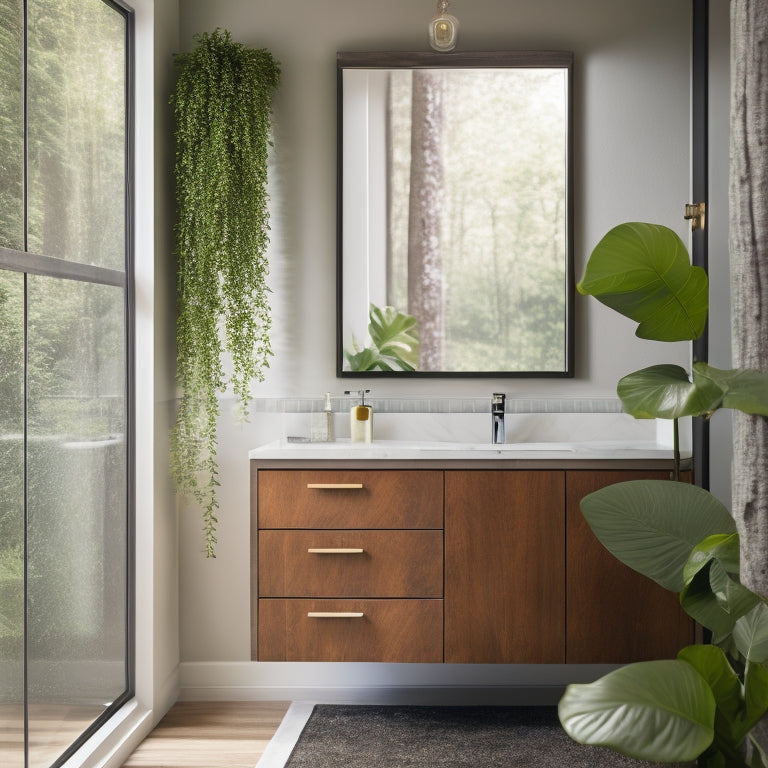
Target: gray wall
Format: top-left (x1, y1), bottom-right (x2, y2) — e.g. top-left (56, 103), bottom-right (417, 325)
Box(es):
top-left (169, 0), bottom-right (731, 689)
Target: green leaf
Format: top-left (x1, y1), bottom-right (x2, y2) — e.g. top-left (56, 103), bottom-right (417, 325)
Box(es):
top-left (694, 363), bottom-right (768, 417)
top-left (618, 364), bottom-right (724, 419)
top-left (743, 663), bottom-right (768, 741)
top-left (558, 660), bottom-right (715, 762)
top-left (580, 479), bottom-right (736, 591)
top-left (344, 304), bottom-right (420, 372)
top-left (343, 346), bottom-right (380, 372)
top-left (734, 603), bottom-right (768, 663)
top-left (680, 536), bottom-right (757, 638)
top-left (678, 644), bottom-right (745, 745)
top-left (684, 534), bottom-right (741, 586)
top-left (577, 222), bottom-right (709, 341)
top-left (680, 563), bottom-right (751, 640)
top-left (368, 305), bottom-right (419, 370)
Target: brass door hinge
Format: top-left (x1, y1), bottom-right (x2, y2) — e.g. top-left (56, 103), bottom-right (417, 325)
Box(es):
top-left (684, 202), bottom-right (706, 231)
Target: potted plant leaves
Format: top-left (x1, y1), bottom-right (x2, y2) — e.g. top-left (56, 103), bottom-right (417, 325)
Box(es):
top-left (558, 222), bottom-right (768, 767)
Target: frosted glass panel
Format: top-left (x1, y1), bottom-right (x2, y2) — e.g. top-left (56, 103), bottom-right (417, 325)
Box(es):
top-left (26, 0), bottom-right (126, 269)
top-left (0, 0), bottom-right (24, 251)
top-left (26, 276), bottom-right (127, 768)
top-left (0, 270), bottom-right (24, 768)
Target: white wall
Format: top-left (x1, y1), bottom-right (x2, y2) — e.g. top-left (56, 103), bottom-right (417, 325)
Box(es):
top-left (133, 0), bottom-right (181, 731)
top-left (166, 0), bottom-right (732, 698)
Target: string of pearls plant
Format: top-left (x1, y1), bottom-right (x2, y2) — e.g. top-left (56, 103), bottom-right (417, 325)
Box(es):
top-left (169, 29), bottom-right (280, 557)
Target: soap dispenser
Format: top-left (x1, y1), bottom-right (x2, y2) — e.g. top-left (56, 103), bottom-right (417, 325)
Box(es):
top-left (310, 392), bottom-right (335, 442)
top-left (345, 389), bottom-right (373, 443)
top-left (324, 392), bottom-right (335, 442)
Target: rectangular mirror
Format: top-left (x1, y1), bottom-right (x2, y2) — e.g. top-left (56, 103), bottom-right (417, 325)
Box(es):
top-left (337, 51), bottom-right (573, 377)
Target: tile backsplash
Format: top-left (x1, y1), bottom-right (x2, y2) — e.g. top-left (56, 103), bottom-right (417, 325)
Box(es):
top-left (248, 395), bottom-right (624, 415)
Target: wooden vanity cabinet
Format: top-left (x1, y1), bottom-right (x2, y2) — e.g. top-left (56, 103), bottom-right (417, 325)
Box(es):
top-left (444, 470), bottom-right (566, 663)
top-left (252, 461), bottom-right (694, 664)
top-left (254, 469), bottom-right (444, 662)
top-left (565, 469), bottom-right (696, 663)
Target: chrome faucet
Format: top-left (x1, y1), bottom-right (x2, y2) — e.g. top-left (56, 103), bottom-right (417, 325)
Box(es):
top-left (491, 393), bottom-right (505, 444)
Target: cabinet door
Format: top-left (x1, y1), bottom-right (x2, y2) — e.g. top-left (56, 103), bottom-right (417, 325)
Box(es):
top-left (445, 470), bottom-right (565, 663)
top-left (565, 470), bottom-right (696, 663)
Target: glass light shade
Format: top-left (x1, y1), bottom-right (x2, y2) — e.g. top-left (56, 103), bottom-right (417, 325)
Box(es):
top-left (429, 11), bottom-right (459, 51)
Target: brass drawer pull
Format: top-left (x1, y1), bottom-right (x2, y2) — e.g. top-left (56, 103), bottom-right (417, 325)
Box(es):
top-left (307, 611), bottom-right (364, 618)
top-left (306, 483), bottom-right (364, 489)
top-left (307, 548), bottom-right (364, 554)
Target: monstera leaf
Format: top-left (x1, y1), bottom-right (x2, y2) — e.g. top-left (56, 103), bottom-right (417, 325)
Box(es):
top-left (578, 222), bottom-right (708, 341)
top-left (617, 362), bottom-right (768, 420)
top-left (344, 304), bottom-right (419, 372)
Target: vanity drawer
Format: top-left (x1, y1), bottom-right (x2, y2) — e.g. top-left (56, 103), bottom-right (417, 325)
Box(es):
top-left (258, 530), bottom-right (443, 598)
top-left (257, 598), bottom-right (443, 662)
top-left (257, 470), bottom-right (444, 529)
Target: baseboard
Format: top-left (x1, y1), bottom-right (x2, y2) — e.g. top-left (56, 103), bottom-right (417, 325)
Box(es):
top-left (179, 661), bottom-right (616, 705)
top-left (61, 699), bottom-right (153, 768)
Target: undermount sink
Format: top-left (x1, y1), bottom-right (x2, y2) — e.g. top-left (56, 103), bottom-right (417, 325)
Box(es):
top-left (248, 438), bottom-right (679, 460)
top-left (410, 441), bottom-right (577, 452)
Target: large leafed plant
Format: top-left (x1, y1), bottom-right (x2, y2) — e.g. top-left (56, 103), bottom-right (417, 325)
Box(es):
top-left (558, 222), bottom-right (768, 767)
top-left (344, 304), bottom-right (420, 372)
top-left (170, 30), bottom-right (280, 557)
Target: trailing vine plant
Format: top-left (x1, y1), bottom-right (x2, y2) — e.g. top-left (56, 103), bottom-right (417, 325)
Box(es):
top-left (169, 30), bottom-right (280, 557)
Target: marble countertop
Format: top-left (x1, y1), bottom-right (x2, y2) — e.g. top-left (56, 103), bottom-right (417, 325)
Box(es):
top-left (249, 438), bottom-right (685, 461)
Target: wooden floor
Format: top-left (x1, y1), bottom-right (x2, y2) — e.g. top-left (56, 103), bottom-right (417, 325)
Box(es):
top-left (120, 701), bottom-right (290, 768)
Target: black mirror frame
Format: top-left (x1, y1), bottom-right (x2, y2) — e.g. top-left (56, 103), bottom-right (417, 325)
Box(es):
top-left (336, 50), bottom-right (574, 378)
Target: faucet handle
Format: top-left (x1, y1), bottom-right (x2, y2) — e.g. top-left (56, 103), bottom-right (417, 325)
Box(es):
top-left (492, 392), bottom-right (505, 409)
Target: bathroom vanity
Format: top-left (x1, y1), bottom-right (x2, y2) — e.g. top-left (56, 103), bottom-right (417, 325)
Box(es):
top-left (250, 441), bottom-right (694, 665)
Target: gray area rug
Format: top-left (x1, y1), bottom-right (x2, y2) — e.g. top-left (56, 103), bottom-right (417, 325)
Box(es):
top-left (283, 704), bottom-right (688, 767)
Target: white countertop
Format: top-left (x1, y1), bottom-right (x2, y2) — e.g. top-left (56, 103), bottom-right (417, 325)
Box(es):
top-left (249, 438), bottom-right (684, 461)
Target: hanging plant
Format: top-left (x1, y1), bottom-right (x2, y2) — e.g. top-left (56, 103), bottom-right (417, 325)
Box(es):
top-left (169, 29), bottom-right (280, 557)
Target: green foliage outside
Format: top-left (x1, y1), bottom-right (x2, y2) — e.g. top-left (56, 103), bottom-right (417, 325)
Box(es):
top-left (558, 222), bottom-right (768, 767)
top-left (1, 0), bottom-right (128, 652)
top-left (169, 30), bottom-right (280, 557)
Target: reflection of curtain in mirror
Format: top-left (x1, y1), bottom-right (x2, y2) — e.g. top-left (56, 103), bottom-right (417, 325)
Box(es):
top-left (407, 69), bottom-right (446, 371)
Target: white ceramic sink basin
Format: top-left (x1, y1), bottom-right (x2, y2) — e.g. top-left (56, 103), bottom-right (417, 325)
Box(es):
top-left (410, 441), bottom-right (577, 452)
top-left (249, 438), bottom-right (678, 461)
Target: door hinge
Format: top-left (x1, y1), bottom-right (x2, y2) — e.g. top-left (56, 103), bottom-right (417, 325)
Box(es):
top-left (684, 202), bottom-right (706, 231)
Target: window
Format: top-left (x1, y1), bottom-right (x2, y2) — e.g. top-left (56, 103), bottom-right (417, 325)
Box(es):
top-left (0, 1), bottom-right (133, 766)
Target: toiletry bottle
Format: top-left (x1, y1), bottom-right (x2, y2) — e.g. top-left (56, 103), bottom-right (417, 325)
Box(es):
top-left (346, 389), bottom-right (373, 443)
top-left (324, 392), bottom-right (335, 442)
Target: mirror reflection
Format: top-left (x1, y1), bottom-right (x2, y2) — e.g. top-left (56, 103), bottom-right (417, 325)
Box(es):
top-left (338, 51), bottom-right (573, 377)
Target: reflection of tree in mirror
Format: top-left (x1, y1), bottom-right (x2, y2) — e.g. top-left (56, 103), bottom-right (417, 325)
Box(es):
top-left (388, 68), bottom-right (567, 371)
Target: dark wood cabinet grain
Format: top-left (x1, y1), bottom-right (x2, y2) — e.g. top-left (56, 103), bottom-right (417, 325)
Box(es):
top-left (252, 462), bottom-right (693, 664)
top-left (256, 469), bottom-right (443, 529)
top-left (258, 529), bottom-right (443, 597)
top-left (565, 469), bottom-right (695, 663)
top-left (444, 470), bottom-right (566, 663)
top-left (258, 599), bottom-right (443, 662)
